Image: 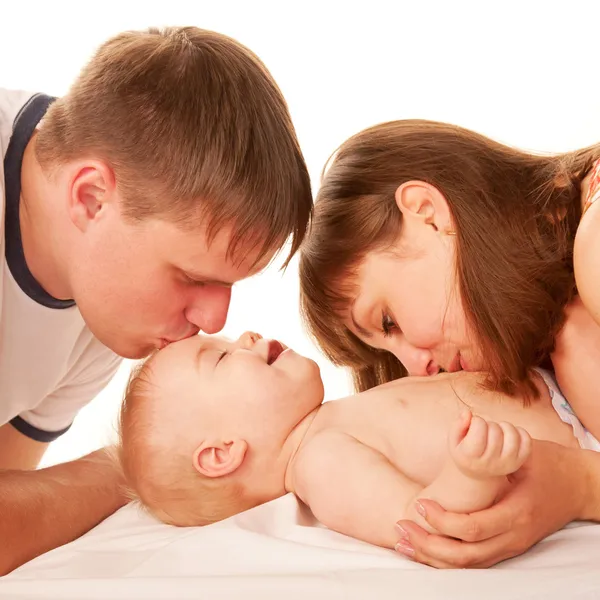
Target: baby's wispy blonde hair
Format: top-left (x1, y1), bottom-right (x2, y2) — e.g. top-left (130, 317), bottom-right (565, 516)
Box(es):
top-left (117, 355), bottom-right (257, 526)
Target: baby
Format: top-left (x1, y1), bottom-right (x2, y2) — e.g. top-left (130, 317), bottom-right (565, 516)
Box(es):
top-left (118, 332), bottom-right (595, 550)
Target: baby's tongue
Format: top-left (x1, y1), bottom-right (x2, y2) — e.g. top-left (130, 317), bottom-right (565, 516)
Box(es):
top-left (267, 340), bottom-right (284, 365)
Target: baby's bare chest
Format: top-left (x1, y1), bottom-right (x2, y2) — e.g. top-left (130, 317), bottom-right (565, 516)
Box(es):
top-left (328, 392), bottom-right (462, 486)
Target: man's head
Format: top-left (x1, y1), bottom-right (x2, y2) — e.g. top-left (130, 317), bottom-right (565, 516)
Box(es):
top-left (118, 331), bottom-right (324, 526)
top-left (33, 27), bottom-right (312, 358)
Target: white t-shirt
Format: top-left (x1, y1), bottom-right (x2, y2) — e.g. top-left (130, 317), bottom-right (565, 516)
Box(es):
top-left (0, 88), bottom-right (121, 442)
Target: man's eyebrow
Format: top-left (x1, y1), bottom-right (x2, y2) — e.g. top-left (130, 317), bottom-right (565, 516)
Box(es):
top-left (350, 303), bottom-right (373, 339)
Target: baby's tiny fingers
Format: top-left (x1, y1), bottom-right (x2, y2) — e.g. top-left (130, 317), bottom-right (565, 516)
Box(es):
top-left (482, 421), bottom-right (503, 460)
top-left (449, 409), bottom-right (473, 449)
top-left (460, 415), bottom-right (488, 458)
top-left (498, 422), bottom-right (521, 462)
top-left (516, 427), bottom-right (532, 464)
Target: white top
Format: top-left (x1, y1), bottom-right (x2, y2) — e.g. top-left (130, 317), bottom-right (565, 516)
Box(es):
top-left (0, 88), bottom-right (121, 442)
top-left (537, 368), bottom-right (600, 452)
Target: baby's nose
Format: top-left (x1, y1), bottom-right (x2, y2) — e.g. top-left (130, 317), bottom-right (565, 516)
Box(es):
top-left (238, 331), bottom-right (263, 349)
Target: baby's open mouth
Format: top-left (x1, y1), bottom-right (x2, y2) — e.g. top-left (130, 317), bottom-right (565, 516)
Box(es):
top-left (267, 340), bottom-right (285, 365)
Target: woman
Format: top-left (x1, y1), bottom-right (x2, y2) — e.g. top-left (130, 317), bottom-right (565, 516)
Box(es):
top-left (299, 119), bottom-right (600, 568)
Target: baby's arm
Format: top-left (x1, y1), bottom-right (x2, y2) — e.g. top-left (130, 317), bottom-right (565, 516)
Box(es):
top-left (424, 411), bottom-right (531, 525)
top-left (293, 430), bottom-right (426, 549)
top-left (293, 415), bottom-right (531, 550)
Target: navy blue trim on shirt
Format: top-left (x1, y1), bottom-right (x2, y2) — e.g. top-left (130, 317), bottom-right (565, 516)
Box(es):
top-left (9, 416), bottom-right (72, 443)
top-left (4, 94), bottom-right (75, 442)
top-left (4, 93), bottom-right (75, 309)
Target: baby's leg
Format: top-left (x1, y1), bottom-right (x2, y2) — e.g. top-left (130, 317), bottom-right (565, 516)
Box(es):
top-left (407, 410), bottom-right (531, 533)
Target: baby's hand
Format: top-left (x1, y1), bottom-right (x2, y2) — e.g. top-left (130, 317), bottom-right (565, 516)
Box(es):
top-left (448, 410), bottom-right (532, 479)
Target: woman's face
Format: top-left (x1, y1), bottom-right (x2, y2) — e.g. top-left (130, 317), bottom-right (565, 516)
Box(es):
top-left (344, 181), bottom-right (484, 376)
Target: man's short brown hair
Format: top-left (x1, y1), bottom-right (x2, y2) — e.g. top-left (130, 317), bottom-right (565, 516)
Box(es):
top-left (36, 26), bottom-right (313, 265)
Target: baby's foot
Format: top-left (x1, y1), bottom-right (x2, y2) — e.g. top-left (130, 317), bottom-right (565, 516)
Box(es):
top-left (448, 410), bottom-right (532, 479)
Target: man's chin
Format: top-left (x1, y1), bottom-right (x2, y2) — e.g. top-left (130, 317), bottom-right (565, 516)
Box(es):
top-left (102, 338), bottom-right (156, 360)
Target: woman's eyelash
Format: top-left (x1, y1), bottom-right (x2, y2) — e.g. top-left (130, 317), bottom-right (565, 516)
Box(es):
top-left (216, 350), bottom-right (227, 364)
top-left (381, 312), bottom-right (397, 337)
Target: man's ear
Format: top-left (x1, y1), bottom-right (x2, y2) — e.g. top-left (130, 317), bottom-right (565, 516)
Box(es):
top-left (192, 439), bottom-right (248, 478)
top-left (67, 161), bottom-right (116, 232)
top-left (394, 180), bottom-right (453, 233)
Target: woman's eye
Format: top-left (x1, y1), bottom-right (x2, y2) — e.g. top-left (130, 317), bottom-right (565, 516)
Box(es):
top-left (381, 312), bottom-right (398, 337)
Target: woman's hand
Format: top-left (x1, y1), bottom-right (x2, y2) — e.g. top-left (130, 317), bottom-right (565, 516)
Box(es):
top-left (394, 440), bottom-right (598, 568)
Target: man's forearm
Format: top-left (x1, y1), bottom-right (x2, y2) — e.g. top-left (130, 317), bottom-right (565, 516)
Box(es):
top-left (0, 448), bottom-right (127, 576)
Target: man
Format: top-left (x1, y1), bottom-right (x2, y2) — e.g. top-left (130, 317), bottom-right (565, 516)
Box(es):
top-left (0, 26), bottom-right (312, 574)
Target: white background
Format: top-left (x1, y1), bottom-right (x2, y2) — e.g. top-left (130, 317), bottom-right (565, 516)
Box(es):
top-left (1, 0), bottom-right (599, 467)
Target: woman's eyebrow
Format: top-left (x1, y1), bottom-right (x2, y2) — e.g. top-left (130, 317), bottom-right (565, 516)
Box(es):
top-left (350, 302), bottom-right (373, 339)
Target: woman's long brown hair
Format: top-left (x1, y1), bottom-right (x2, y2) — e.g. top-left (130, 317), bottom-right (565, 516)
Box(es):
top-left (299, 120), bottom-right (598, 399)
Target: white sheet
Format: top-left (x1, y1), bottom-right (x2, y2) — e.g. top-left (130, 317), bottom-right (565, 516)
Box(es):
top-left (2, 494), bottom-right (600, 600)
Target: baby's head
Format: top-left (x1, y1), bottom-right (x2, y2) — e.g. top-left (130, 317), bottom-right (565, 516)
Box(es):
top-left (118, 331), bottom-right (324, 526)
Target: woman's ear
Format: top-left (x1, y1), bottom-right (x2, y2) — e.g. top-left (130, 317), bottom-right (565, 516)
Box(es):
top-left (394, 180), bottom-right (453, 233)
top-left (192, 439), bottom-right (248, 478)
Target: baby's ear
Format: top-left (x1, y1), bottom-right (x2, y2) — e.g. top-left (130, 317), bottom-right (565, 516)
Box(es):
top-left (192, 439), bottom-right (248, 478)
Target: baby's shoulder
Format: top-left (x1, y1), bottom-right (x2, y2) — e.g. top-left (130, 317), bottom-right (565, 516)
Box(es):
top-left (295, 429), bottom-right (363, 474)
top-left (297, 429), bottom-right (357, 465)
top-left (291, 429), bottom-right (353, 500)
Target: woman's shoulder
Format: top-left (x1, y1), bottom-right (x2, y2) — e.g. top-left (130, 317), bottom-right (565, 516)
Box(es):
top-left (581, 157), bottom-right (600, 215)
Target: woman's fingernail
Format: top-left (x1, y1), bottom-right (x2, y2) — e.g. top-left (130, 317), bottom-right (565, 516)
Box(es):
top-left (395, 523), bottom-right (408, 539)
top-left (395, 542), bottom-right (415, 557)
top-left (416, 501), bottom-right (426, 517)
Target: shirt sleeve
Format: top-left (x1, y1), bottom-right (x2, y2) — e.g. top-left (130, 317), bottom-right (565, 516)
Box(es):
top-left (10, 344), bottom-right (122, 443)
